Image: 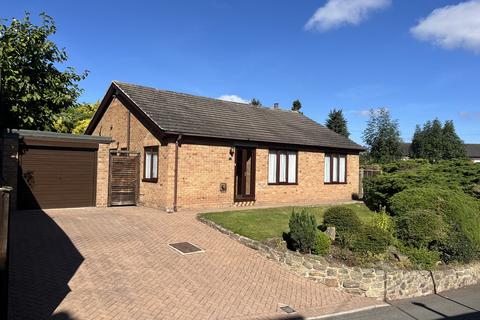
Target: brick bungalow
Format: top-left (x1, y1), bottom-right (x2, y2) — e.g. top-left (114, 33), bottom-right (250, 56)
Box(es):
top-left (86, 81), bottom-right (365, 211)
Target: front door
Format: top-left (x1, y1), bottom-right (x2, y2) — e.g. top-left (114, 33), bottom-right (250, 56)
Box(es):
top-left (234, 147), bottom-right (256, 201)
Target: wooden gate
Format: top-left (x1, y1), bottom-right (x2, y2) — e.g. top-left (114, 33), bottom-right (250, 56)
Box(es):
top-left (109, 152), bottom-right (140, 206)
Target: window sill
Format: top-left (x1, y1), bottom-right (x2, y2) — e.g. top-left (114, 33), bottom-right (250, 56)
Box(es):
top-left (324, 182), bottom-right (348, 185)
top-left (142, 178), bottom-right (158, 183)
top-left (268, 182), bottom-right (298, 186)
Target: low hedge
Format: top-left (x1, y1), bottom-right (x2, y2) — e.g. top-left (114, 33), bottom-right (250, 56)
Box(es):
top-left (323, 206), bottom-right (360, 246)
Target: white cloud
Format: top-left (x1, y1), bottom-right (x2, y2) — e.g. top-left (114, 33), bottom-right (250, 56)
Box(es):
top-left (305, 0), bottom-right (391, 31)
top-left (346, 108), bottom-right (387, 117)
top-left (217, 94), bottom-right (249, 104)
top-left (459, 111), bottom-right (480, 119)
top-left (411, 1), bottom-right (480, 53)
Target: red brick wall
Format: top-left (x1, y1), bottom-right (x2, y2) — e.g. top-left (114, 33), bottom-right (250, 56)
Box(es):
top-left (90, 98), bottom-right (360, 210)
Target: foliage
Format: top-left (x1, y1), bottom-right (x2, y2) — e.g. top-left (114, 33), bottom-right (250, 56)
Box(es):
top-left (439, 231), bottom-right (478, 263)
top-left (0, 13), bottom-right (88, 130)
top-left (372, 208), bottom-right (395, 235)
top-left (312, 232), bottom-right (331, 255)
top-left (250, 98), bottom-right (261, 106)
top-left (291, 99), bottom-right (302, 112)
top-left (52, 102), bottom-right (99, 134)
top-left (390, 187), bottom-right (480, 262)
top-left (394, 209), bottom-right (447, 248)
top-left (411, 119), bottom-right (466, 162)
top-left (363, 159), bottom-right (480, 211)
top-left (400, 246), bottom-right (440, 270)
top-left (288, 209), bottom-right (318, 253)
top-left (323, 206), bottom-right (361, 246)
top-left (362, 108), bottom-right (402, 163)
top-left (350, 225), bottom-right (391, 255)
top-left (325, 109), bottom-right (349, 138)
top-left (201, 203), bottom-right (376, 241)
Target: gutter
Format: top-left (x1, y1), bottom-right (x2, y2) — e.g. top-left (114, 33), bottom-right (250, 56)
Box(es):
top-left (173, 134), bottom-right (182, 212)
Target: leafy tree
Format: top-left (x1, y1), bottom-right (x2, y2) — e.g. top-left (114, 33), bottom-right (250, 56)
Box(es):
top-left (250, 98), bottom-right (261, 106)
top-left (362, 108), bottom-right (402, 163)
top-left (411, 119), bottom-right (465, 162)
top-left (291, 99), bottom-right (302, 112)
top-left (442, 120), bottom-right (466, 159)
top-left (52, 101), bottom-right (99, 134)
top-left (325, 108), bottom-right (349, 138)
top-left (0, 13), bottom-right (88, 131)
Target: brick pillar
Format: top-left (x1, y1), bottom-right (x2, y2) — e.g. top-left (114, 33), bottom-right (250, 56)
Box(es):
top-left (1, 133), bottom-right (18, 211)
top-left (96, 143), bottom-right (110, 207)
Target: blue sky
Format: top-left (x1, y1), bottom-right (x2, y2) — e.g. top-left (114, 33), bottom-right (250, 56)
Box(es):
top-left (2, 0), bottom-right (479, 143)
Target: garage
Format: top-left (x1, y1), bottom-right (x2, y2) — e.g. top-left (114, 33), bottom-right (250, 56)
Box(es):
top-left (16, 130), bottom-right (111, 210)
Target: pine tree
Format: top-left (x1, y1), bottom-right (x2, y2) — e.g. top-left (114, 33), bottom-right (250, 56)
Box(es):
top-left (362, 108), bottom-right (402, 163)
top-left (325, 109), bottom-right (350, 138)
top-left (411, 119), bottom-right (466, 162)
top-left (442, 120), bottom-right (466, 159)
top-left (291, 100), bottom-right (302, 112)
top-left (411, 125), bottom-right (424, 158)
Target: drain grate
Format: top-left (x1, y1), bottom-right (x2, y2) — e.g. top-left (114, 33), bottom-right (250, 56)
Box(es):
top-left (168, 242), bottom-right (204, 255)
top-left (280, 305), bottom-right (296, 314)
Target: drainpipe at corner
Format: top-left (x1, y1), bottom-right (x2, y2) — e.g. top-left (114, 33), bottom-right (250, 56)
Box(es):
top-left (173, 134), bottom-right (182, 212)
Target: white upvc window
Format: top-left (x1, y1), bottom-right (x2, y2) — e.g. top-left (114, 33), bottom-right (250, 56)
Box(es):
top-left (324, 154), bottom-right (347, 184)
top-left (268, 150), bottom-right (298, 184)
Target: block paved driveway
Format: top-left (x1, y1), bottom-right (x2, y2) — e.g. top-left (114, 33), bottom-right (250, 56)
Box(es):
top-left (8, 206), bottom-right (380, 320)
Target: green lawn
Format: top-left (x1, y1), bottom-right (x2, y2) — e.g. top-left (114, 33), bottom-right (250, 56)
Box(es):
top-left (201, 203), bottom-right (376, 241)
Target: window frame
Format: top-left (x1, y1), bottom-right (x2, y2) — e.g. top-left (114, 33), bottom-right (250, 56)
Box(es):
top-left (324, 153), bottom-right (347, 184)
top-left (143, 146), bottom-right (159, 183)
top-left (268, 150), bottom-right (298, 185)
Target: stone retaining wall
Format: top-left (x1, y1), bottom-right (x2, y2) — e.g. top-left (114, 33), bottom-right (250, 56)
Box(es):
top-left (199, 216), bottom-right (480, 300)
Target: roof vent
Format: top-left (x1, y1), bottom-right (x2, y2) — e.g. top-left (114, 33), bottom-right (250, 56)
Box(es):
top-left (273, 103), bottom-right (279, 109)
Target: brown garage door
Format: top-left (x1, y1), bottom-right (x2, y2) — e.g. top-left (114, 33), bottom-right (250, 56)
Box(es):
top-left (18, 146), bottom-right (97, 210)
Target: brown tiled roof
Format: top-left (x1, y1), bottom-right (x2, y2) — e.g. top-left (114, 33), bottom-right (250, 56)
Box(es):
top-left (401, 142), bottom-right (480, 158)
top-left (465, 144), bottom-right (480, 158)
top-left (112, 81), bottom-right (364, 151)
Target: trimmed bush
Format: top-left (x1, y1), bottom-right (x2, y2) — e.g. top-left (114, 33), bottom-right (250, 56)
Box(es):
top-left (390, 187), bottom-right (480, 262)
top-left (323, 206), bottom-right (361, 246)
top-left (350, 225), bottom-right (391, 255)
top-left (313, 232), bottom-right (331, 255)
top-left (394, 209), bottom-right (447, 248)
top-left (288, 209), bottom-right (317, 253)
top-left (400, 246), bottom-right (440, 270)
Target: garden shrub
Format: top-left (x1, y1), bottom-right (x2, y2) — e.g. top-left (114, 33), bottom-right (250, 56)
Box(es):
top-left (288, 209), bottom-right (317, 253)
top-left (394, 209), bottom-right (447, 248)
top-left (439, 231), bottom-right (477, 263)
top-left (390, 186), bottom-right (480, 262)
top-left (323, 206), bottom-right (361, 246)
top-left (362, 159), bottom-right (480, 211)
top-left (312, 232), bottom-right (331, 255)
top-left (400, 246), bottom-right (440, 270)
top-left (350, 225), bottom-right (391, 255)
top-left (372, 208), bottom-right (395, 235)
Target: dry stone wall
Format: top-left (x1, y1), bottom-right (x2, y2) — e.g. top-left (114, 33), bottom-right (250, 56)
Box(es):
top-left (199, 216), bottom-right (480, 301)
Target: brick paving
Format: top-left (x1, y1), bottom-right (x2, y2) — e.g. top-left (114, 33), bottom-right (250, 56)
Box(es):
top-left (8, 207), bottom-right (381, 320)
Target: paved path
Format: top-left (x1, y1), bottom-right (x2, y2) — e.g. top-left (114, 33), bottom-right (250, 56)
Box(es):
top-left (321, 284), bottom-right (480, 320)
top-left (8, 206), bottom-right (379, 320)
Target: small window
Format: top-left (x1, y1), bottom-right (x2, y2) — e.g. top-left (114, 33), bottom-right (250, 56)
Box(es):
top-left (324, 154), bottom-right (347, 184)
top-left (268, 150), bottom-right (298, 185)
top-left (143, 146), bottom-right (159, 182)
